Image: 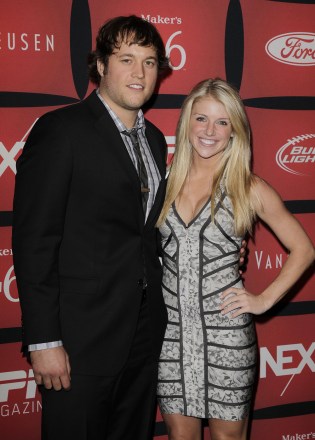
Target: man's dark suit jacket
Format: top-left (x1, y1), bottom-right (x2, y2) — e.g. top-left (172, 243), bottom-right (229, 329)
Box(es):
top-left (12, 90), bottom-right (168, 376)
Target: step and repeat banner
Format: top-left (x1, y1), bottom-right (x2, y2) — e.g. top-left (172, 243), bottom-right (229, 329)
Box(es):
top-left (0, 0), bottom-right (314, 439)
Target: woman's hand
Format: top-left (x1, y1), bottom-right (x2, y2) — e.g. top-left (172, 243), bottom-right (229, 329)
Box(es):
top-left (220, 287), bottom-right (270, 318)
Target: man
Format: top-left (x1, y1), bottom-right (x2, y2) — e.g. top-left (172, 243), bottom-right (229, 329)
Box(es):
top-left (13, 15), bottom-right (170, 440)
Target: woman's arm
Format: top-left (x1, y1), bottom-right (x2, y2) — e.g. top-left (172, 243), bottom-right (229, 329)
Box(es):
top-left (221, 177), bottom-right (314, 317)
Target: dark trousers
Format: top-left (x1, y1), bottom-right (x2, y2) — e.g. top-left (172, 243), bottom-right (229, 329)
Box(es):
top-left (40, 296), bottom-right (158, 440)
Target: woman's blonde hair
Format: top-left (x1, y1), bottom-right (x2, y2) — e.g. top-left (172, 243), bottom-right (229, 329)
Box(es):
top-left (157, 78), bottom-right (258, 236)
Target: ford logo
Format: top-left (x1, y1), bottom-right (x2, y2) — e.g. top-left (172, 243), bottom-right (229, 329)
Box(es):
top-left (265, 32), bottom-right (315, 66)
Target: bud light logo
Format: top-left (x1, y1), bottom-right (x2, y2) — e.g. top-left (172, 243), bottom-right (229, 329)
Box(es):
top-left (276, 134), bottom-right (315, 176)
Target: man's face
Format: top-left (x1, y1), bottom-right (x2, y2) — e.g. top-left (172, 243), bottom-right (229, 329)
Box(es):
top-left (98, 40), bottom-right (158, 126)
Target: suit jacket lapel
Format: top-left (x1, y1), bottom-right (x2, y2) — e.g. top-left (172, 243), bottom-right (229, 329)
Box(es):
top-left (86, 91), bottom-right (143, 214)
top-left (145, 127), bottom-right (167, 227)
top-left (85, 91), bottom-right (166, 227)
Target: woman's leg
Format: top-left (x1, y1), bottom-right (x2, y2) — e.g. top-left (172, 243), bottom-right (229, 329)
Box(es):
top-left (208, 417), bottom-right (248, 440)
top-left (162, 413), bottom-right (202, 440)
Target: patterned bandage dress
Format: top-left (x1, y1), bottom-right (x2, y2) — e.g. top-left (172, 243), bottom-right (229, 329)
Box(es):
top-left (157, 191), bottom-right (257, 420)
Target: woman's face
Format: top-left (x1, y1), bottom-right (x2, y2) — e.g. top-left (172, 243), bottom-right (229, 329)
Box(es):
top-left (189, 96), bottom-right (233, 163)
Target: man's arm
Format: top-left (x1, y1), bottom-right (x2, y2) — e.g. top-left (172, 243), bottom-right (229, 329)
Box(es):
top-left (13, 112), bottom-right (73, 389)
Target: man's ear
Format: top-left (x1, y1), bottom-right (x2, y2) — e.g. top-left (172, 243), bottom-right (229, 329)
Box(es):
top-left (97, 59), bottom-right (105, 77)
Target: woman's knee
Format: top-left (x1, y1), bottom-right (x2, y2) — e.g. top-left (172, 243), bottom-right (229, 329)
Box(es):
top-left (208, 417), bottom-right (248, 440)
top-left (163, 414), bottom-right (201, 440)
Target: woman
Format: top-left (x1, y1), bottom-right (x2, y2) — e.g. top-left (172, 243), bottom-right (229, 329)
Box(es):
top-left (156, 78), bottom-right (314, 440)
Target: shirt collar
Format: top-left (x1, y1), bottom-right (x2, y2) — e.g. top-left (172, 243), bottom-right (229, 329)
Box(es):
top-left (96, 89), bottom-right (145, 133)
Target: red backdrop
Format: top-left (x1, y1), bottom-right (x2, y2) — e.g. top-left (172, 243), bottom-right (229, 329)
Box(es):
top-left (0, 1), bottom-right (314, 439)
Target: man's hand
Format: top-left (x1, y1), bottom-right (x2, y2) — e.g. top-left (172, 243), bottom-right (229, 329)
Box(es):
top-left (239, 239), bottom-right (248, 274)
top-left (30, 346), bottom-right (71, 391)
